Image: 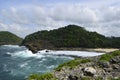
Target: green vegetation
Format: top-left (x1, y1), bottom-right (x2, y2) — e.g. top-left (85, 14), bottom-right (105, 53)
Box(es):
top-left (54, 58), bottom-right (91, 71)
top-left (28, 73), bottom-right (57, 80)
top-left (22, 25), bottom-right (120, 51)
top-left (0, 31), bottom-right (22, 45)
top-left (114, 78), bottom-right (120, 80)
top-left (99, 50), bottom-right (120, 62)
top-left (113, 78), bottom-right (120, 80)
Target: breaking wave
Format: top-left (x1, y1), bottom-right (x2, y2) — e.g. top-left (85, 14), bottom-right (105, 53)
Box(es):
top-left (38, 49), bottom-right (105, 57)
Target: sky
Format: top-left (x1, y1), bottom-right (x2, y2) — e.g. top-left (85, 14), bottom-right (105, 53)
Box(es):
top-left (0, 0), bottom-right (120, 38)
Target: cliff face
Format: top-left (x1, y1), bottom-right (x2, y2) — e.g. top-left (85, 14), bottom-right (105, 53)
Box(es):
top-left (0, 31), bottom-right (22, 45)
top-left (23, 40), bottom-right (54, 53)
top-left (28, 50), bottom-right (120, 80)
top-left (22, 25), bottom-right (120, 53)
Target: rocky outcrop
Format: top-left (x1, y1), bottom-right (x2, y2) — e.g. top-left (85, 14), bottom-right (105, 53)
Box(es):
top-left (23, 40), bottom-right (54, 53)
top-left (83, 67), bottom-right (96, 76)
top-left (52, 52), bottom-right (120, 80)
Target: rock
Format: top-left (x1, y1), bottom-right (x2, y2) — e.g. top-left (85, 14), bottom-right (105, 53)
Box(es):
top-left (99, 62), bottom-right (110, 68)
top-left (45, 50), bottom-right (49, 52)
top-left (68, 75), bottom-right (78, 80)
top-left (110, 56), bottom-right (120, 63)
top-left (53, 52), bottom-right (120, 80)
top-left (83, 67), bottom-right (96, 76)
top-left (112, 64), bottom-right (119, 69)
top-left (104, 68), bottom-right (113, 72)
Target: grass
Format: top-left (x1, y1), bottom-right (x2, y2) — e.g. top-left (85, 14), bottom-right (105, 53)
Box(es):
top-left (113, 79), bottom-right (120, 80)
top-left (54, 58), bottom-right (91, 71)
top-left (28, 73), bottom-right (57, 80)
top-left (113, 77), bottom-right (120, 80)
top-left (99, 50), bottom-right (120, 62)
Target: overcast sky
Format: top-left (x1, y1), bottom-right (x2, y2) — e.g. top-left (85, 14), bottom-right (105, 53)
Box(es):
top-left (0, 0), bottom-right (120, 38)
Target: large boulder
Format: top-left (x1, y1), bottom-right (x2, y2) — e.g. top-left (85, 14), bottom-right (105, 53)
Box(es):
top-left (83, 67), bottom-right (96, 76)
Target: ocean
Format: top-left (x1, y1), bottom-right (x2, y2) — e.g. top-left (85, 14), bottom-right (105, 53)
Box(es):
top-left (0, 45), bottom-right (104, 80)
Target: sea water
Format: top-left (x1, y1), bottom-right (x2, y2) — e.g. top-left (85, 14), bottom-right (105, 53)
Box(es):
top-left (0, 45), bottom-right (104, 80)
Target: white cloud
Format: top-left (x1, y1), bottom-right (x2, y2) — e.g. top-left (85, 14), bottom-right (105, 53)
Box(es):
top-left (1, 7), bottom-right (29, 24)
top-left (0, 3), bottom-right (120, 37)
top-left (0, 22), bottom-right (38, 37)
top-left (49, 5), bottom-right (98, 23)
top-left (97, 6), bottom-right (120, 22)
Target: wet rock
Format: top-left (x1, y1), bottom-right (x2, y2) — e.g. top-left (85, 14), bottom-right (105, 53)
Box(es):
top-left (45, 50), bottom-right (49, 52)
top-left (83, 67), bottom-right (96, 76)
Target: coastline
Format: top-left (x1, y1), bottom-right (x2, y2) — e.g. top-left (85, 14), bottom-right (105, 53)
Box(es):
top-left (25, 44), bottom-right (119, 53)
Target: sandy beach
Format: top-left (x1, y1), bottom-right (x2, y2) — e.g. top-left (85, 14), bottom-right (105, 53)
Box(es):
top-left (86, 48), bottom-right (119, 53)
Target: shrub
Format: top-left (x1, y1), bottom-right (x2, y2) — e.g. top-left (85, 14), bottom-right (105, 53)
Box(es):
top-left (99, 50), bottom-right (120, 62)
top-left (54, 58), bottom-right (91, 71)
top-left (28, 73), bottom-right (57, 80)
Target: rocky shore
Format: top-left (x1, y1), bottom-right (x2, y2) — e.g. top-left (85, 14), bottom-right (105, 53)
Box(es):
top-left (26, 43), bottom-right (119, 53)
top-left (53, 58), bottom-right (120, 80)
top-left (28, 50), bottom-right (120, 80)
top-left (52, 51), bottom-right (120, 80)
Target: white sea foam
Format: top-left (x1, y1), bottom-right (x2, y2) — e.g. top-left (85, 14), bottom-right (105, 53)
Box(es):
top-left (3, 45), bottom-right (42, 58)
top-left (5, 45), bottom-right (104, 58)
top-left (9, 49), bottom-right (44, 58)
top-left (2, 45), bottom-right (20, 48)
top-left (38, 50), bottom-right (105, 57)
top-left (20, 62), bottom-right (28, 68)
top-left (47, 65), bottom-right (56, 69)
top-left (4, 45), bottom-right (104, 58)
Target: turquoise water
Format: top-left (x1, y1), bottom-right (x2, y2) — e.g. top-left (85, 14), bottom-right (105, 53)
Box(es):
top-left (0, 45), bottom-right (73, 80)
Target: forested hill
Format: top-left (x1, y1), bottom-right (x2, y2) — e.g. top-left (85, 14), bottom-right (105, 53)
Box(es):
top-left (0, 31), bottom-right (22, 45)
top-left (22, 25), bottom-right (120, 52)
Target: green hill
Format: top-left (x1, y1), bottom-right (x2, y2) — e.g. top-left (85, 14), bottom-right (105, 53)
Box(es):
top-left (22, 25), bottom-right (120, 52)
top-left (0, 31), bottom-right (22, 45)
